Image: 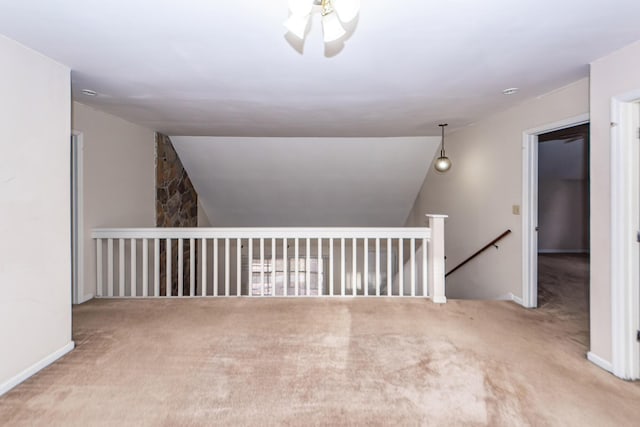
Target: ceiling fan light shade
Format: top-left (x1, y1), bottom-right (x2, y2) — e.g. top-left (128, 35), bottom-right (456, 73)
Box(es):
top-left (332, 0), bottom-right (360, 23)
top-left (284, 13), bottom-right (310, 40)
top-left (434, 156), bottom-right (452, 173)
top-left (288, 0), bottom-right (313, 16)
top-left (322, 11), bottom-right (346, 42)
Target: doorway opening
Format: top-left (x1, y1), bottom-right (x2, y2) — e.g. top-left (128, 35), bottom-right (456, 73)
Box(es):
top-left (522, 114), bottom-right (589, 309)
top-left (71, 132), bottom-right (84, 304)
top-left (536, 124), bottom-right (590, 336)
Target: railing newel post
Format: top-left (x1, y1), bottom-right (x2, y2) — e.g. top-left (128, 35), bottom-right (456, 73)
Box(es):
top-left (426, 214), bottom-right (448, 303)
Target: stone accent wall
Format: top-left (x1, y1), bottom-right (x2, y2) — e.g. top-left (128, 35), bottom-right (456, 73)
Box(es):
top-left (156, 133), bottom-right (198, 296)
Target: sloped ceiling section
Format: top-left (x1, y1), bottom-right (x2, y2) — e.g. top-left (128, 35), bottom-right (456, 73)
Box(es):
top-left (170, 137), bottom-right (440, 226)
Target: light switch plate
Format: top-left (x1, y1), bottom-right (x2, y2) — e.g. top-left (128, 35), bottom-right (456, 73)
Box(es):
top-left (512, 205), bottom-right (520, 215)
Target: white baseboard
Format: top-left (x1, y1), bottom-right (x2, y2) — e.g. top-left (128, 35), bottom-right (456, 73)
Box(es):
top-left (538, 249), bottom-right (589, 254)
top-left (587, 351), bottom-right (613, 373)
top-left (0, 341), bottom-right (75, 396)
top-left (432, 296), bottom-right (447, 304)
top-left (77, 293), bottom-right (94, 304)
top-left (497, 293), bottom-right (524, 306)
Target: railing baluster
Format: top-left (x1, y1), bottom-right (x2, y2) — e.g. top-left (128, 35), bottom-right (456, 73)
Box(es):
top-left (364, 237), bottom-right (369, 297)
top-left (166, 238), bottom-right (172, 297)
top-left (178, 238), bottom-right (184, 297)
top-left (410, 238), bottom-right (416, 297)
top-left (352, 238), bottom-right (357, 296)
top-left (306, 238), bottom-right (311, 296)
top-left (130, 238), bottom-right (136, 297)
top-left (237, 238), bottom-right (242, 297)
top-left (422, 238), bottom-right (428, 297)
top-left (317, 238), bottom-right (322, 296)
top-left (387, 238), bottom-right (391, 297)
top-left (271, 238), bottom-right (276, 296)
top-left (190, 238), bottom-right (195, 297)
top-left (341, 238), bottom-right (345, 296)
top-left (248, 238), bottom-right (253, 296)
top-left (260, 238), bottom-right (265, 297)
top-left (225, 238), bottom-right (230, 297)
top-left (213, 238), bottom-right (218, 296)
top-left (118, 239), bottom-right (125, 297)
top-left (96, 239), bottom-right (103, 297)
top-left (154, 238), bottom-right (160, 297)
top-left (398, 238), bottom-right (403, 297)
top-left (375, 238), bottom-right (380, 297)
top-left (201, 239), bottom-right (207, 296)
top-left (295, 238), bottom-right (299, 296)
top-left (283, 238), bottom-right (288, 297)
top-left (142, 238), bottom-right (148, 297)
top-left (329, 238), bottom-right (334, 296)
top-left (107, 238), bottom-right (114, 297)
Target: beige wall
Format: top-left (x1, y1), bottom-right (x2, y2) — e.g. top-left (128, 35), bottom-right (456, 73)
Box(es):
top-left (72, 102), bottom-right (155, 301)
top-left (405, 78), bottom-right (589, 300)
top-left (589, 40), bottom-right (640, 363)
top-left (0, 35), bottom-right (72, 392)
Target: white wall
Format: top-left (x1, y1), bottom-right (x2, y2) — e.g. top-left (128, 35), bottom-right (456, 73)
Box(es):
top-left (0, 35), bottom-right (72, 393)
top-left (589, 40), bottom-right (640, 363)
top-left (405, 78), bottom-right (589, 300)
top-left (72, 102), bottom-right (156, 302)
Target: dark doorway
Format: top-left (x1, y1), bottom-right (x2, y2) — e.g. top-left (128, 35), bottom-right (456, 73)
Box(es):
top-left (538, 123), bottom-right (589, 317)
top-left (536, 124), bottom-right (590, 345)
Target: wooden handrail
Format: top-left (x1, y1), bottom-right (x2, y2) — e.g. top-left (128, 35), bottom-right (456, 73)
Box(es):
top-left (445, 229), bottom-right (512, 277)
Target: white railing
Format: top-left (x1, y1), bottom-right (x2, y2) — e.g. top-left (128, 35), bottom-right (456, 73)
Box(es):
top-left (91, 215), bottom-right (447, 302)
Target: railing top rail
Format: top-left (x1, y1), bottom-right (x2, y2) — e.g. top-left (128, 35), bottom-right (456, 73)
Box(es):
top-left (91, 227), bottom-right (432, 240)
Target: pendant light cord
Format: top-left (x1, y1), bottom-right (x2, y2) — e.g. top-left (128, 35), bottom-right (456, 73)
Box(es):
top-left (439, 123), bottom-right (448, 157)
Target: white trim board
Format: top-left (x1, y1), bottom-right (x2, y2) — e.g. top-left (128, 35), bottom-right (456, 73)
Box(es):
top-left (587, 351), bottom-right (613, 373)
top-left (497, 292), bottom-right (525, 306)
top-left (78, 293), bottom-right (94, 304)
top-left (521, 113), bottom-right (590, 309)
top-left (71, 131), bottom-right (85, 305)
top-left (0, 341), bottom-right (74, 396)
top-left (609, 94), bottom-right (640, 380)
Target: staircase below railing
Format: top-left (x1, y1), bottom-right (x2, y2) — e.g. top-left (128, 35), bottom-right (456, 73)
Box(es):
top-left (91, 215), bottom-right (448, 303)
top-left (445, 229), bottom-right (512, 277)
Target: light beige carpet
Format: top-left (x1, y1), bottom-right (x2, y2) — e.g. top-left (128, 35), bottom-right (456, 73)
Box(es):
top-left (1, 258), bottom-right (639, 425)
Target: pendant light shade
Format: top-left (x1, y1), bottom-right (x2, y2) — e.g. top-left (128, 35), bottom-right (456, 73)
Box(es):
top-left (434, 123), bottom-right (452, 173)
top-left (322, 11), bottom-right (346, 42)
top-left (333, 0), bottom-right (360, 23)
top-left (284, 13), bottom-right (310, 39)
top-left (284, 0), bottom-right (359, 48)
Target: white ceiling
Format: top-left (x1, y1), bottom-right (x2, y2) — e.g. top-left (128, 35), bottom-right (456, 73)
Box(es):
top-left (1, 0), bottom-right (640, 137)
top-left (2, 1), bottom-right (639, 226)
top-left (171, 137), bottom-right (440, 226)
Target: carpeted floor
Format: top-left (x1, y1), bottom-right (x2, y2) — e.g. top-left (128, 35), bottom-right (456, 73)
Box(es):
top-left (1, 255), bottom-right (639, 426)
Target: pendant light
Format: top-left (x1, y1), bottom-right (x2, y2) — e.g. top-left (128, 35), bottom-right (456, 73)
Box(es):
top-left (434, 123), bottom-right (452, 173)
top-left (284, 0), bottom-right (360, 45)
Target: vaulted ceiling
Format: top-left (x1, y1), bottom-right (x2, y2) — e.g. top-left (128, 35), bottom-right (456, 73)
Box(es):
top-left (171, 136), bottom-right (440, 226)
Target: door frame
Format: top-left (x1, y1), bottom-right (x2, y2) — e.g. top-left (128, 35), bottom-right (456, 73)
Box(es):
top-left (610, 92), bottom-right (640, 380)
top-left (521, 113), bottom-right (590, 309)
top-left (71, 131), bottom-right (86, 304)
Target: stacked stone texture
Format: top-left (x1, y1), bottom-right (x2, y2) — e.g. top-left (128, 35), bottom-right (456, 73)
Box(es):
top-left (155, 133), bottom-right (198, 296)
